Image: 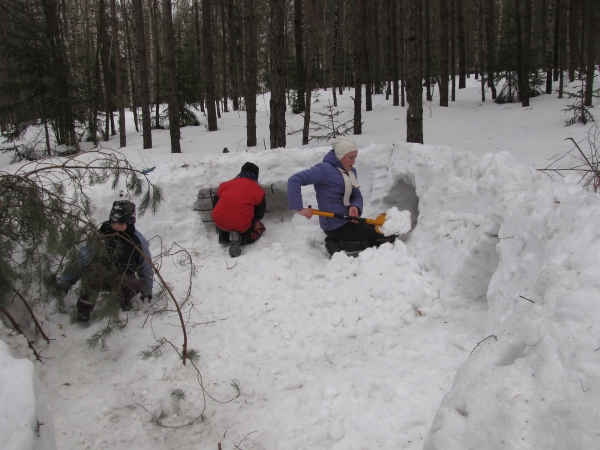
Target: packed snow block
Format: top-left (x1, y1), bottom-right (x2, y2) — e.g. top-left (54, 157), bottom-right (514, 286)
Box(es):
top-left (194, 184), bottom-right (290, 228)
top-left (0, 338), bottom-right (56, 450)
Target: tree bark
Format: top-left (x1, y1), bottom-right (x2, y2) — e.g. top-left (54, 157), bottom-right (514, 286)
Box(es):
top-left (546, 0), bottom-right (556, 94)
top-left (584, 0), bottom-right (597, 106)
top-left (353, 0), bottom-right (366, 134)
top-left (150, 0), bottom-right (161, 129)
top-left (485, 0), bottom-right (496, 99)
top-left (522, 0), bottom-right (532, 106)
top-left (269, 0), bottom-right (286, 149)
top-left (425, 0), bottom-right (432, 101)
top-left (439, 0), bottom-right (449, 106)
top-left (456, 0), bottom-right (466, 88)
top-left (244, 0), bottom-right (257, 145)
top-left (110, 0), bottom-right (126, 147)
top-left (406, 0), bottom-right (423, 143)
top-left (451, 0), bottom-right (456, 100)
top-left (302, 0), bottom-right (318, 144)
top-left (221, 0), bottom-right (229, 112)
top-left (162, 0), bottom-right (181, 152)
top-left (294, 0), bottom-right (306, 112)
top-left (99, 0), bottom-right (112, 141)
top-left (203, 0), bottom-right (218, 131)
top-left (132, 0), bottom-right (152, 148)
top-left (478, 0), bottom-right (485, 101)
top-left (391, 0), bottom-right (399, 106)
top-left (332, 0), bottom-right (340, 106)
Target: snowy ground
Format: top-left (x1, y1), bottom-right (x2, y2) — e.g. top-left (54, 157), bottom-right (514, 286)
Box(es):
top-left (2, 77), bottom-right (599, 450)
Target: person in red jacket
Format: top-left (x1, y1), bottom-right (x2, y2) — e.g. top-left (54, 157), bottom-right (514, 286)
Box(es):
top-left (212, 162), bottom-right (266, 257)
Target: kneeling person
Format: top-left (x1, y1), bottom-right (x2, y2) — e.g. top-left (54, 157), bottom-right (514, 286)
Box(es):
top-left (212, 162), bottom-right (266, 257)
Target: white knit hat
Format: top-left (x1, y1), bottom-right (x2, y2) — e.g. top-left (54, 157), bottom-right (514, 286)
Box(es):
top-left (332, 136), bottom-right (358, 161)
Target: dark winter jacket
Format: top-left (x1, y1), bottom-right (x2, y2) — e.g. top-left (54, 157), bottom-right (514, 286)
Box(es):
top-left (287, 150), bottom-right (363, 231)
top-left (58, 222), bottom-right (153, 293)
top-left (212, 171), bottom-right (266, 233)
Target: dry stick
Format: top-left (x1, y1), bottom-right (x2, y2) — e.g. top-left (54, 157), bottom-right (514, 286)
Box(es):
top-left (470, 334), bottom-right (497, 356)
top-left (566, 137), bottom-right (600, 180)
top-left (12, 286), bottom-right (51, 342)
top-left (519, 295), bottom-right (535, 303)
top-left (0, 305), bottom-right (43, 361)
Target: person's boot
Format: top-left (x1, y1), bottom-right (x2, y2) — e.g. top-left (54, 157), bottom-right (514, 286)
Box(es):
top-left (76, 297), bottom-right (95, 323)
top-left (325, 239), bottom-right (369, 257)
top-left (229, 231), bottom-right (242, 258)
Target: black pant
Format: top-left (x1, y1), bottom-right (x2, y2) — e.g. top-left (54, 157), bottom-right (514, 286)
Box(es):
top-left (324, 222), bottom-right (387, 241)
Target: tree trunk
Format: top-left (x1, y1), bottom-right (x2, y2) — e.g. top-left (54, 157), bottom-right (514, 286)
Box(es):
top-left (456, 0), bottom-right (466, 88)
top-left (353, 0), bottom-right (366, 134)
top-left (406, 0), bottom-right (423, 143)
top-left (439, 0), bottom-right (449, 106)
top-left (546, 0), bottom-right (556, 94)
top-left (220, 0), bottom-right (229, 112)
top-left (132, 0), bottom-right (152, 148)
top-left (478, 0), bottom-right (485, 101)
top-left (302, 0), bottom-right (318, 144)
top-left (228, 0), bottom-right (240, 111)
top-left (294, 0), bottom-right (306, 112)
top-left (151, 0), bottom-right (161, 129)
top-left (110, 0), bottom-right (126, 147)
top-left (425, 0), bottom-right (432, 101)
top-left (244, 0), bottom-right (257, 145)
top-left (584, 0), bottom-right (597, 106)
top-left (122, 0), bottom-right (139, 132)
top-left (522, 0), bottom-right (532, 106)
top-left (162, 0), bottom-right (181, 152)
top-left (332, 0), bottom-right (339, 106)
top-left (365, 0), bottom-right (372, 112)
top-left (269, 0), bottom-right (286, 148)
top-left (515, 0), bottom-right (525, 102)
top-left (99, 0), bottom-right (112, 141)
top-left (451, 0), bottom-right (456, 100)
top-left (553, 0), bottom-right (561, 82)
top-left (485, 0), bottom-right (496, 99)
top-left (391, 0), bottom-right (399, 106)
top-left (203, 0), bottom-right (218, 131)
top-left (399, 0), bottom-right (405, 107)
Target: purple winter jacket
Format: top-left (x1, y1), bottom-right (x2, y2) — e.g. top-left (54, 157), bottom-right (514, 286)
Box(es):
top-left (287, 150), bottom-right (364, 231)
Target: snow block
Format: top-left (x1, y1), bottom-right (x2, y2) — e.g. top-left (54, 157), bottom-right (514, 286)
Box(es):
top-left (0, 338), bottom-right (56, 450)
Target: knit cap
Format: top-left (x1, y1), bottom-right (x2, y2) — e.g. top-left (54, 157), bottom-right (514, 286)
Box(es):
top-left (332, 136), bottom-right (358, 161)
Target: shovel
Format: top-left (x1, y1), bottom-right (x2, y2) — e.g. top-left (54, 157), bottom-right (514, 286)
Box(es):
top-left (309, 206), bottom-right (386, 233)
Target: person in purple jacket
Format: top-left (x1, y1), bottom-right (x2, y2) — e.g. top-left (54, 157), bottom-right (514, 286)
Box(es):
top-left (288, 137), bottom-right (394, 256)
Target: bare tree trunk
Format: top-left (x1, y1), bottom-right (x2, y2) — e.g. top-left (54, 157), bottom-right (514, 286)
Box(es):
top-left (269, 0), bottom-right (286, 148)
top-left (515, 0), bottom-right (525, 102)
top-left (162, 0), bottom-right (181, 152)
top-left (244, 0), bottom-right (257, 145)
top-left (193, 0), bottom-right (204, 113)
top-left (558, 0), bottom-right (566, 97)
top-left (456, 0), bottom-right (466, 88)
top-left (99, 0), bottom-right (111, 141)
top-left (439, 0), bottom-right (449, 106)
top-left (203, 0), bottom-right (218, 130)
top-left (485, 0), bottom-right (496, 99)
top-left (523, 0), bottom-right (532, 105)
top-left (302, 0), bottom-right (318, 144)
top-left (478, 0), bottom-right (485, 101)
top-left (425, 0), bottom-right (432, 101)
top-left (332, 0), bottom-right (339, 106)
top-left (451, 0), bottom-right (456, 100)
top-left (365, 0), bottom-right (372, 112)
top-left (568, 0), bottom-right (579, 82)
top-left (228, 0), bottom-right (240, 111)
top-left (353, 0), bottom-right (366, 134)
top-left (399, 0), bottom-right (405, 107)
top-left (294, 0), bottom-right (306, 112)
top-left (221, 0), bottom-right (229, 112)
top-left (391, 0), bottom-right (399, 106)
top-left (584, 0), bottom-right (597, 106)
top-left (132, 0), bottom-right (153, 148)
top-left (553, 0), bottom-right (561, 82)
top-left (406, 0), bottom-right (423, 143)
top-left (110, 0), bottom-right (126, 147)
top-left (122, 0), bottom-right (139, 132)
top-left (546, 0), bottom-right (556, 93)
top-left (150, 0), bottom-right (161, 129)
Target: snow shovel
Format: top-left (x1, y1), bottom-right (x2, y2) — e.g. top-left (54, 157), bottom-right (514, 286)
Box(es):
top-left (309, 206), bottom-right (386, 233)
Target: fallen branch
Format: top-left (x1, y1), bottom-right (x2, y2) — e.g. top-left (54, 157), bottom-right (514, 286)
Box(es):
top-left (470, 335), bottom-right (498, 356)
top-left (0, 305), bottom-right (43, 361)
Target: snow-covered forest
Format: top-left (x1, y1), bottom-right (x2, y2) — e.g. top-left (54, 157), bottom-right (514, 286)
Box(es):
top-left (2, 0), bottom-right (600, 449)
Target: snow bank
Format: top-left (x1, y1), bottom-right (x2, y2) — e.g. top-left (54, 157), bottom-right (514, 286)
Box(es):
top-left (0, 329), bottom-right (56, 450)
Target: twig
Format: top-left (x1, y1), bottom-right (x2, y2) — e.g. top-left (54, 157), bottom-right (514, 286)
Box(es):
top-left (11, 287), bottom-right (51, 342)
top-left (0, 305), bottom-right (43, 361)
top-left (579, 378), bottom-right (590, 393)
top-left (519, 295), bottom-right (535, 303)
top-left (470, 335), bottom-right (497, 356)
top-left (235, 430), bottom-right (259, 449)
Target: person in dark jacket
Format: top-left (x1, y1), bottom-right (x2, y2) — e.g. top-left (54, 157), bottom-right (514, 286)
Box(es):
top-left (212, 162), bottom-right (266, 257)
top-left (288, 137), bottom-right (394, 256)
top-left (58, 200), bottom-right (153, 322)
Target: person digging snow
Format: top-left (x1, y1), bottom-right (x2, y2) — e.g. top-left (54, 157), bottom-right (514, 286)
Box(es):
top-left (212, 162), bottom-right (267, 258)
top-left (57, 200), bottom-right (153, 322)
top-left (288, 137), bottom-right (395, 256)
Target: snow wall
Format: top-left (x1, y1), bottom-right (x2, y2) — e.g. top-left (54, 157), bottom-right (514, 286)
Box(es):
top-left (0, 328), bottom-right (56, 450)
top-left (28, 142), bottom-right (599, 448)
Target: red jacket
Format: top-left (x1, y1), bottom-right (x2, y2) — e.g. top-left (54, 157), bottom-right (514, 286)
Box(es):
top-left (212, 177), bottom-right (266, 232)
